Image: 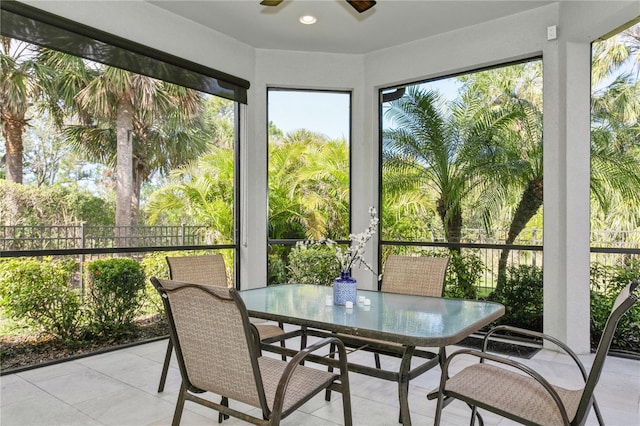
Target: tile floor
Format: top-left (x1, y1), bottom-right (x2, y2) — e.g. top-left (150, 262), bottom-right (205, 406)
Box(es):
top-left (1, 329), bottom-right (639, 426)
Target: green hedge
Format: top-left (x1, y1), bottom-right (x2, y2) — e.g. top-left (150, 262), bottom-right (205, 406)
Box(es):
top-left (139, 250), bottom-right (232, 317)
top-left (287, 244), bottom-right (341, 286)
top-left (85, 258), bottom-right (146, 336)
top-left (487, 265), bottom-right (543, 331)
top-left (443, 251), bottom-right (482, 300)
top-left (0, 257), bottom-right (83, 342)
top-left (590, 260), bottom-right (640, 353)
top-left (1, 255), bottom-right (637, 354)
top-left (487, 262), bottom-right (639, 354)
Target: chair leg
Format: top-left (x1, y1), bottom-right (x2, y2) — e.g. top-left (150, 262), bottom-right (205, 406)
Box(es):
top-left (434, 391), bottom-right (444, 426)
top-left (218, 396), bottom-right (229, 423)
top-left (341, 380), bottom-right (353, 426)
top-left (158, 338), bottom-right (173, 393)
top-left (172, 382), bottom-right (187, 426)
top-left (592, 398), bottom-right (605, 426)
top-left (277, 321), bottom-right (287, 361)
top-left (299, 326), bottom-right (308, 366)
top-left (301, 326), bottom-right (308, 348)
top-left (325, 341), bottom-right (336, 401)
top-left (467, 405), bottom-right (485, 426)
top-left (279, 339), bottom-right (287, 361)
top-left (374, 352), bottom-right (381, 369)
top-left (469, 406), bottom-right (477, 426)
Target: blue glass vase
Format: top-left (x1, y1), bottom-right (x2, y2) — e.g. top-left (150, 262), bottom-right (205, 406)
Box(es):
top-left (333, 271), bottom-right (357, 305)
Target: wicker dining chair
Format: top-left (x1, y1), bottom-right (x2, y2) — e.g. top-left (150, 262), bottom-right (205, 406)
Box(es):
top-left (157, 254), bottom-right (285, 393)
top-left (372, 255), bottom-right (450, 368)
top-left (381, 255), bottom-right (450, 297)
top-left (325, 255), bottom-right (450, 408)
top-left (151, 277), bottom-right (353, 426)
top-left (433, 279), bottom-right (639, 426)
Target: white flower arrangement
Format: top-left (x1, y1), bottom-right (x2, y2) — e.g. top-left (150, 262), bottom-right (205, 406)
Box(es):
top-left (296, 207), bottom-right (379, 277)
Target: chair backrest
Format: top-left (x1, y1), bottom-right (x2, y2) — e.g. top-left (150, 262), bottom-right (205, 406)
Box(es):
top-left (575, 280), bottom-right (638, 424)
top-left (151, 277), bottom-right (269, 411)
top-left (166, 254), bottom-right (228, 287)
top-left (381, 255), bottom-right (449, 297)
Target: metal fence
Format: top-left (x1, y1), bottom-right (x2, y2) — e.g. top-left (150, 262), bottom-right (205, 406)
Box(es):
top-left (6, 224), bottom-right (638, 253)
top-left (382, 227), bottom-right (640, 294)
top-left (0, 224), bottom-right (214, 252)
top-left (0, 224), bottom-right (236, 293)
top-left (1, 224), bottom-right (638, 293)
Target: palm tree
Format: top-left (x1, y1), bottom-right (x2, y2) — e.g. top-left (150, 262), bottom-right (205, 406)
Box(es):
top-left (203, 96), bottom-right (236, 149)
top-left (268, 130), bottom-right (350, 240)
top-left (47, 54), bottom-right (210, 229)
top-left (146, 149), bottom-right (235, 243)
top-left (459, 48), bottom-right (640, 292)
top-left (382, 87), bottom-right (509, 245)
top-left (590, 24), bottom-right (640, 233)
top-left (0, 37), bottom-right (54, 184)
top-left (380, 163), bottom-right (436, 259)
top-left (457, 62), bottom-right (544, 289)
top-left (591, 26), bottom-right (639, 156)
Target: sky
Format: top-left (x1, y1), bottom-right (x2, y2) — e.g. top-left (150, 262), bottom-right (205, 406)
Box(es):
top-left (268, 90), bottom-right (351, 141)
top-left (267, 79), bottom-right (462, 140)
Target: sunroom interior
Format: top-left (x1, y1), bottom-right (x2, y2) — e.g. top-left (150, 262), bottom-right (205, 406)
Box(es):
top-left (5, 0), bottom-right (640, 356)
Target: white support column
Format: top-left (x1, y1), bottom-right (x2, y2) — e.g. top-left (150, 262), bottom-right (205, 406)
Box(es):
top-left (543, 40), bottom-right (592, 353)
top-left (563, 42), bottom-right (592, 353)
top-left (240, 91), bottom-right (268, 290)
top-left (351, 85), bottom-right (379, 290)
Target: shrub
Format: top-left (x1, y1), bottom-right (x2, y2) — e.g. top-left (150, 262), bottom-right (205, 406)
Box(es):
top-left (268, 254), bottom-right (287, 286)
top-left (85, 258), bottom-right (146, 336)
top-left (590, 260), bottom-right (640, 353)
top-left (444, 251), bottom-right (482, 299)
top-left (139, 252), bottom-right (170, 316)
top-left (0, 257), bottom-right (83, 341)
top-left (488, 265), bottom-right (543, 331)
top-left (139, 250), bottom-right (233, 317)
top-left (287, 244), bottom-right (341, 286)
top-left (0, 181), bottom-right (113, 226)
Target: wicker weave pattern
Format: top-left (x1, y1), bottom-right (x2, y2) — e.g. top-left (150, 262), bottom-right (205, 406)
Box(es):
top-left (166, 254), bottom-right (228, 287)
top-left (154, 277), bottom-right (353, 425)
top-left (434, 281), bottom-right (638, 426)
top-left (445, 363), bottom-right (582, 425)
top-left (161, 280), bottom-right (262, 408)
top-left (381, 255), bottom-right (449, 297)
top-left (337, 256), bottom-right (449, 356)
top-left (259, 357), bottom-right (337, 412)
top-left (166, 254), bottom-right (284, 340)
top-left (258, 324), bottom-right (288, 340)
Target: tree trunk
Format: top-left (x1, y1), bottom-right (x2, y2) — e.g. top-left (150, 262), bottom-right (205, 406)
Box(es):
top-left (437, 197), bottom-right (463, 246)
top-left (115, 96), bottom-right (134, 246)
top-left (131, 131), bottom-right (154, 229)
top-left (132, 154), bottom-right (143, 226)
top-left (2, 115), bottom-right (25, 184)
top-left (496, 176), bottom-right (544, 293)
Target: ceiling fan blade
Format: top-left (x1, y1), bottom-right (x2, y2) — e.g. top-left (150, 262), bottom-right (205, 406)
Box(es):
top-left (346, 0), bottom-right (376, 13)
top-left (260, 0), bottom-right (284, 6)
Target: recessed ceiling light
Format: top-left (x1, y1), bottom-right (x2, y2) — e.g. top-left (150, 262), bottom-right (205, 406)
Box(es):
top-left (299, 15), bottom-right (317, 25)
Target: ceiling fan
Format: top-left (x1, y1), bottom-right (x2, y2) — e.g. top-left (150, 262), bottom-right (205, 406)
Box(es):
top-left (260, 1), bottom-right (377, 14)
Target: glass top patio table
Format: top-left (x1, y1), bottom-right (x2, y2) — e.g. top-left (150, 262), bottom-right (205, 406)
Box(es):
top-left (239, 283), bottom-right (504, 347)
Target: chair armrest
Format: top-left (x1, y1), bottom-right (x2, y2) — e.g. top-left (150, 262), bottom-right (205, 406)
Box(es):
top-left (289, 336), bottom-right (346, 360)
top-left (483, 325), bottom-right (590, 382)
top-left (440, 348), bottom-right (571, 425)
top-left (272, 337), bottom-right (349, 414)
top-left (249, 323), bottom-right (262, 355)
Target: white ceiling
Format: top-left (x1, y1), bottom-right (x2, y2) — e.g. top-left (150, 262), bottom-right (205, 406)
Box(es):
top-left (148, 0), bottom-right (554, 54)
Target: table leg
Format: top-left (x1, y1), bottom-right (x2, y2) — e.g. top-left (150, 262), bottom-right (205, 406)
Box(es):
top-left (398, 346), bottom-right (415, 425)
